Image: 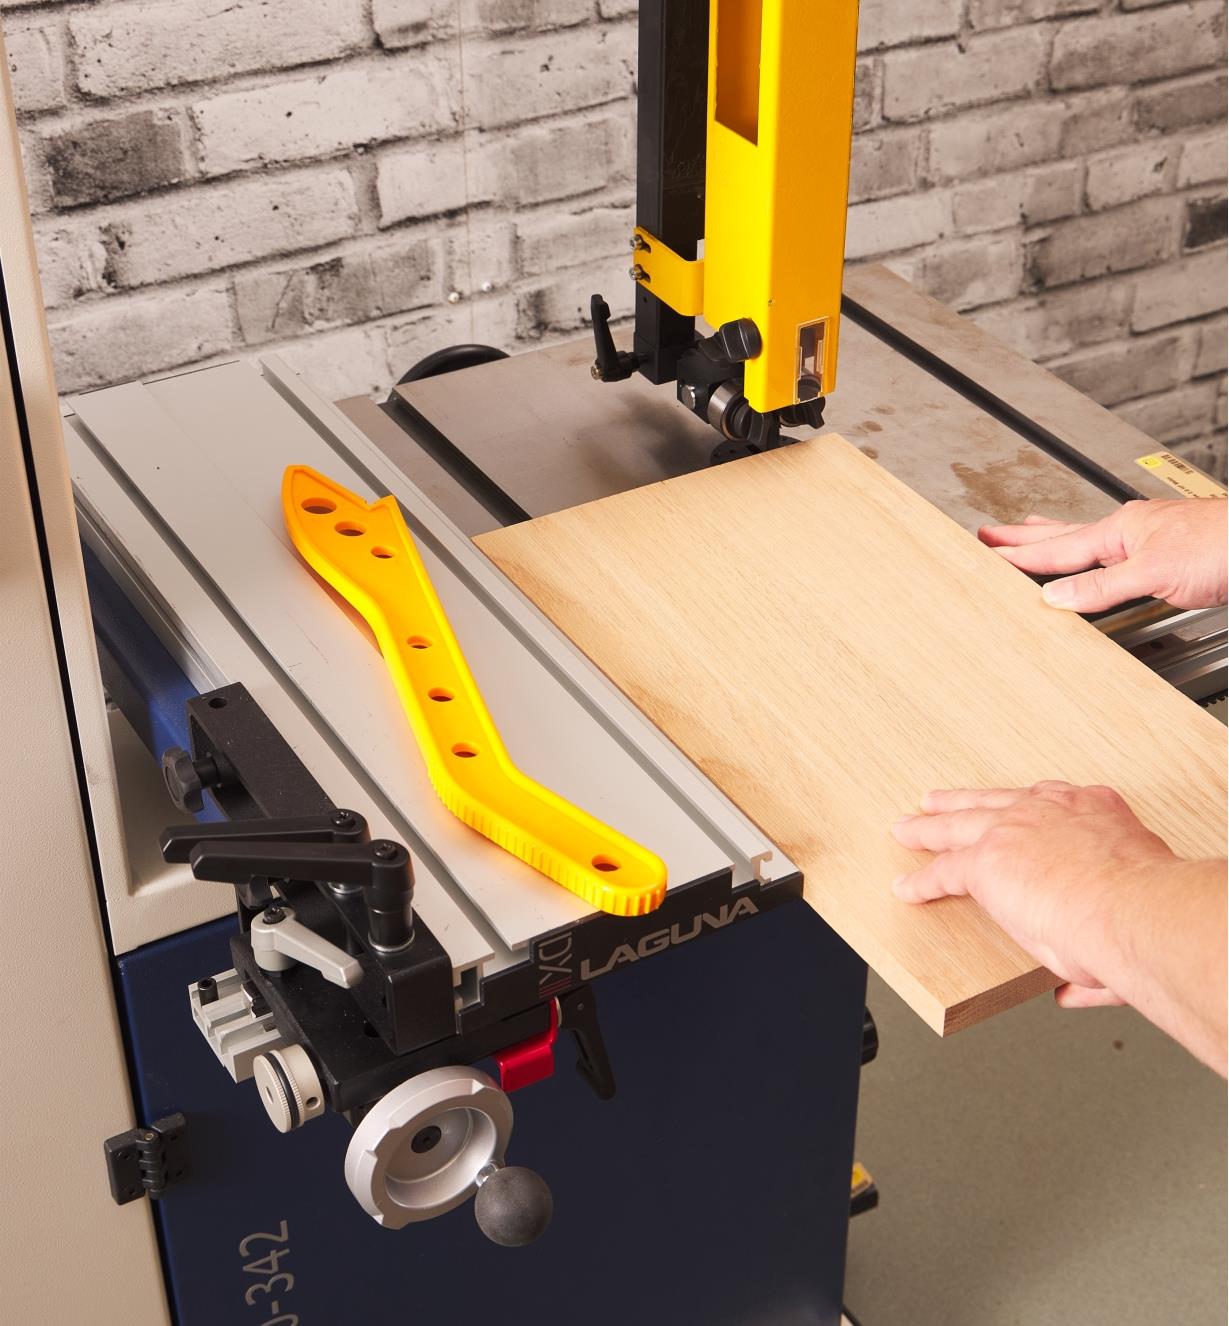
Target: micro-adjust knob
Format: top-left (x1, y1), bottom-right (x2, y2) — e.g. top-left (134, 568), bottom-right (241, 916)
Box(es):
top-left (253, 1045), bottom-right (326, 1133)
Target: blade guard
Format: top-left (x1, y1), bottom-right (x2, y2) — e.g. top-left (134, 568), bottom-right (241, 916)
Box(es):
top-left (282, 465), bottom-right (668, 917)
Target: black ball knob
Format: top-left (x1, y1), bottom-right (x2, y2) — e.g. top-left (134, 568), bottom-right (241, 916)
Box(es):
top-left (473, 1166), bottom-right (553, 1247)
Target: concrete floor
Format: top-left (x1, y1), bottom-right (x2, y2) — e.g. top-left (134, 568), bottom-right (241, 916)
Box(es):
top-left (845, 973), bottom-right (1227, 1325)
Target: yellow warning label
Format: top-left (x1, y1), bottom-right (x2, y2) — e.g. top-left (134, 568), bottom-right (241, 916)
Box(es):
top-left (1135, 451), bottom-right (1228, 499)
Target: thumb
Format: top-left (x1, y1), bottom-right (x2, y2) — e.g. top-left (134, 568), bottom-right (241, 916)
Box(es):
top-left (1042, 561), bottom-right (1152, 613)
top-left (1054, 983), bottom-right (1126, 1009)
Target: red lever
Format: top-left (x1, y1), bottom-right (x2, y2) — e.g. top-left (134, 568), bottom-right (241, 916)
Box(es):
top-left (493, 1001), bottom-right (559, 1092)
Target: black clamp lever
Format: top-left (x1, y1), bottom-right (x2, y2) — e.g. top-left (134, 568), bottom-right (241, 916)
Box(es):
top-left (160, 811), bottom-right (415, 951)
top-left (558, 985), bottom-right (616, 1100)
top-left (589, 294), bottom-right (641, 383)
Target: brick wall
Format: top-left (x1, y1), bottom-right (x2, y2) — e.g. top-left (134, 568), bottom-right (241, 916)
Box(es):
top-left (4, 0), bottom-right (1226, 478)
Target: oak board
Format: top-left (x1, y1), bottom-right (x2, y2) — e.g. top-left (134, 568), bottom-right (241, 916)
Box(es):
top-left (477, 436), bottom-right (1228, 1034)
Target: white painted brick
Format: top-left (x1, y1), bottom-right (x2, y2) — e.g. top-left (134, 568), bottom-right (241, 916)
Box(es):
top-left (1085, 140), bottom-right (1177, 212)
top-left (848, 127), bottom-right (923, 204)
top-left (5, 19), bottom-right (66, 113)
top-left (442, 215), bottom-right (518, 295)
top-left (845, 191), bottom-right (953, 260)
top-left (953, 162), bottom-right (1081, 234)
top-left (1173, 432), bottom-right (1227, 484)
top-left (1060, 89), bottom-right (1135, 157)
top-left (517, 256), bottom-right (631, 338)
top-left (972, 278), bottom-right (1135, 360)
top-left (234, 233), bottom-right (442, 345)
top-left (462, 24), bottom-right (636, 129)
top-left (858, 0), bottom-right (962, 51)
top-left (386, 295), bottom-right (519, 374)
top-left (472, 114), bottom-right (631, 207)
top-left (1114, 379), bottom-right (1219, 443)
top-left (267, 321), bottom-right (393, 401)
top-left (597, 0), bottom-right (637, 14)
top-left (98, 169), bottom-right (360, 289)
top-left (194, 57), bottom-right (460, 176)
top-left (1132, 248), bottom-right (1229, 331)
top-left (1030, 197), bottom-right (1181, 288)
top-left (373, 0), bottom-right (457, 49)
top-left (516, 203), bottom-right (633, 275)
top-left (70, 0), bottom-right (370, 100)
top-left (884, 29), bottom-right (1048, 122)
top-left (1195, 316), bottom-right (1228, 376)
top-left (913, 234), bottom-right (1024, 311)
top-left (32, 222), bottom-right (110, 308)
top-left (854, 57), bottom-right (881, 132)
top-left (928, 100), bottom-right (1067, 184)
top-left (460, 0), bottom-right (596, 34)
top-left (1136, 71), bottom-right (1227, 135)
top-left (969, 0), bottom-right (1098, 30)
top-left (1049, 329), bottom-right (1191, 406)
top-left (1051, 2), bottom-right (1227, 92)
top-left (386, 303), bottom-right (477, 377)
top-left (1178, 129), bottom-right (1229, 189)
top-left (47, 285), bottom-right (234, 393)
top-left (377, 138), bottom-right (472, 227)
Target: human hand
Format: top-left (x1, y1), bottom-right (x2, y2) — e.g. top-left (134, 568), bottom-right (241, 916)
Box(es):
top-left (978, 498), bottom-right (1227, 613)
top-left (891, 782), bottom-right (1177, 1006)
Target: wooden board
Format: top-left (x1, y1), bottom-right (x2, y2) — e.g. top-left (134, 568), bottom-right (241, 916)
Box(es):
top-left (477, 436), bottom-right (1228, 1034)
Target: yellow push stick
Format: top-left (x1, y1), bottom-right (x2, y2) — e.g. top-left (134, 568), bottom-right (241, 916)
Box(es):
top-left (282, 466), bottom-right (668, 917)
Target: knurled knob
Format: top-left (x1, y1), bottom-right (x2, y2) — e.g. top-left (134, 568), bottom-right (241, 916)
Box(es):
top-left (252, 1045), bottom-right (325, 1133)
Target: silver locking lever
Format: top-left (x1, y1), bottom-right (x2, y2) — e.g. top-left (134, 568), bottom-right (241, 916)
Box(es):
top-left (251, 905), bottom-right (363, 988)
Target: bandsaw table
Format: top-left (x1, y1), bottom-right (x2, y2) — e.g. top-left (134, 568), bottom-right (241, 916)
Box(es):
top-left (62, 266), bottom-right (1225, 1326)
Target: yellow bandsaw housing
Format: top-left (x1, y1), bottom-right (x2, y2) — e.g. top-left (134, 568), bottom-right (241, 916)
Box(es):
top-left (634, 0), bottom-right (859, 414)
top-left (282, 465), bottom-right (668, 917)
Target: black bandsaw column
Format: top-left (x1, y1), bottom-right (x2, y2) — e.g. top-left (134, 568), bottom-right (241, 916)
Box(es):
top-left (634, 0), bottom-right (709, 385)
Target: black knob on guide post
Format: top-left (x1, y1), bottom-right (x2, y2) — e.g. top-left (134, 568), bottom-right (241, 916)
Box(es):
top-left (707, 318), bottom-right (762, 364)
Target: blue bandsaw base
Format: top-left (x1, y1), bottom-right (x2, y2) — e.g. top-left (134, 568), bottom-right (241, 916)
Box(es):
top-left (119, 903), bottom-right (867, 1326)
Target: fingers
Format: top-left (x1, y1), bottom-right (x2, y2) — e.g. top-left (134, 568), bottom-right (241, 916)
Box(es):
top-left (919, 787), bottom-right (1030, 813)
top-left (1054, 983), bottom-right (1127, 1009)
top-left (979, 520), bottom-right (1084, 548)
top-left (892, 850), bottom-right (978, 903)
top-left (892, 807), bottom-right (1004, 852)
top-left (1041, 561), bottom-right (1155, 613)
top-left (988, 520), bottom-right (1121, 575)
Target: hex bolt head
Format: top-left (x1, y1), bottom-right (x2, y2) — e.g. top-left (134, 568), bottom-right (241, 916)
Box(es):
top-left (262, 907), bottom-right (286, 925)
